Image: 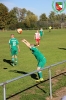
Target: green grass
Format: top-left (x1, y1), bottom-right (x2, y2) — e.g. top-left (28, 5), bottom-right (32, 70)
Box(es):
top-left (0, 29), bottom-right (66, 100)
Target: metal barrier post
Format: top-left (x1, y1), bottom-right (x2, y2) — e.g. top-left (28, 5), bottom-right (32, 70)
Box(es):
top-left (48, 68), bottom-right (52, 99)
top-left (3, 84), bottom-right (6, 100)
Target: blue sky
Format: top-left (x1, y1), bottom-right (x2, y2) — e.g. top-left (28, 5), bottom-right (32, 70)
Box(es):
top-left (0, 0), bottom-right (66, 17)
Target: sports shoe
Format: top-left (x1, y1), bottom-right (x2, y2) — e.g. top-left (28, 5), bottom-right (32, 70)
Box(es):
top-left (40, 78), bottom-right (44, 82)
top-left (11, 63), bottom-right (15, 66)
top-left (36, 79), bottom-right (40, 82)
top-left (14, 61), bottom-right (17, 65)
top-left (36, 78), bottom-right (44, 82)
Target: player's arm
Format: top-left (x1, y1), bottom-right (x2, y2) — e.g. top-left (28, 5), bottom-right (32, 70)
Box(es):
top-left (9, 40), bottom-right (11, 50)
top-left (9, 45), bottom-right (11, 50)
top-left (17, 45), bottom-right (20, 52)
top-left (22, 39), bottom-right (31, 48)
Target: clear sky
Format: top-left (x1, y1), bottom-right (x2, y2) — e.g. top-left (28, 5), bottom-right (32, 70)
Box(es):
top-left (0, 0), bottom-right (66, 17)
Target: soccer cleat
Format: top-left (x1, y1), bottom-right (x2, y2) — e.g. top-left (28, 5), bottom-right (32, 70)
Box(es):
top-left (11, 63), bottom-right (15, 66)
top-left (14, 61), bottom-right (17, 65)
top-left (40, 78), bottom-right (44, 82)
top-left (14, 62), bottom-right (17, 65)
top-left (36, 79), bottom-right (40, 82)
top-left (36, 78), bottom-right (44, 83)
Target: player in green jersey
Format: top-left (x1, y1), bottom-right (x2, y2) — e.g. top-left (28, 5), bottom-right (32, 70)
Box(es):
top-left (39, 28), bottom-right (44, 38)
top-left (9, 34), bottom-right (20, 66)
top-left (22, 39), bottom-right (46, 82)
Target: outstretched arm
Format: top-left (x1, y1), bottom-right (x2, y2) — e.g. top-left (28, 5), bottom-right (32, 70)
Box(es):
top-left (22, 39), bottom-right (31, 48)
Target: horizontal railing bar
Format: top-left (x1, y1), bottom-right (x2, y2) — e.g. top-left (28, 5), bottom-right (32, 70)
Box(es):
top-left (0, 60), bottom-right (66, 86)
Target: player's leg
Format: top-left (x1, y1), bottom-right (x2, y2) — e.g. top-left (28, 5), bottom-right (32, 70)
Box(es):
top-left (36, 67), bottom-right (44, 82)
top-left (14, 55), bottom-right (18, 65)
top-left (38, 39), bottom-right (40, 46)
top-left (14, 50), bottom-right (18, 65)
top-left (36, 58), bottom-right (46, 82)
top-left (38, 68), bottom-right (43, 79)
top-left (41, 32), bottom-right (43, 39)
top-left (11, 55), bottom-right (15, 66)
top-left (35, 39), bottom-right (38, 46)
top-left (41, 32), bottom-right (44, 39)
top-left (36, 39), bottom-right (38, 46)
top-left (11, 49), bottom-right (15, 66)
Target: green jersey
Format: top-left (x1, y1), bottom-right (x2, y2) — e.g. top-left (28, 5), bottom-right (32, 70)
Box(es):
top-left (9, 38), bottom-right (19, 50)
top-left (39, 29), bottom-right (43, 36)
top-left (30, 47), bottom-right (44, 61)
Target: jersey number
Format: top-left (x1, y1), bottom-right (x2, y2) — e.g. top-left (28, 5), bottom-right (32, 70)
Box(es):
top-left (13, 42), bottom-right (16, 46)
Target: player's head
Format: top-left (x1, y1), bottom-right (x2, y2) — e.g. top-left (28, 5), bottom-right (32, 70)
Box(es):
top-left (11, 34), bottom-right (14, 38)
top-left (30, 44), bottom-right (34, 47)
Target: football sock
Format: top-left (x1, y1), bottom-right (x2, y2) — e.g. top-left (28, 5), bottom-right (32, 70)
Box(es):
top-left (38, 71), bottom-right (43, 79)
top-left (15, 58), bottom-right (18, 65)
top-left (11, 58), bottom-right (15, 63)
top-left (11, 58), bottom-right (15, 66)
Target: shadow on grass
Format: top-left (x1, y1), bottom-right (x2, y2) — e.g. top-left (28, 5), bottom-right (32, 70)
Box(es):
top-left (9, 70), bottom-right (38, 80)
top-left (3, 59), bottom-right (12, 66)
top-left (58, 47), bottom-right (66, 50)
top-left (6, 79), bottom-right (47, 100)
top-left (6, 71), bottom-right (66, 100)
top-left (9, 70), bottom-right (28, 74)
top-left (31, 73), bottom-right (38, 80)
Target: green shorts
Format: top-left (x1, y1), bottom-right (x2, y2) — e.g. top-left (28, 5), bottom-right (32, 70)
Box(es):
top-left (11, 49), bottom-right (18, 56)
top-left (37, 57), bottom-right (46, 68)
top-left (40, 33), bottom-right (43, 37)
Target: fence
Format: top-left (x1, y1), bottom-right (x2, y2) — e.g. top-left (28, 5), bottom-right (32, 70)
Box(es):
top-left (0, 60), bottom-right (66, 100)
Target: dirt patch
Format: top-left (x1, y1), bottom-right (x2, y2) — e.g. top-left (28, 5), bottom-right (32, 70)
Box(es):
top-left (52, 78), bottom-right (59, 85)
top-left (46, 68), bottom-right (66, 100)
top-left (55, 69), bottom-right (66, 76)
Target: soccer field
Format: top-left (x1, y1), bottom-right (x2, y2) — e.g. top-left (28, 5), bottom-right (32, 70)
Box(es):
top-left (0, 29), bottom-right (66, 100)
